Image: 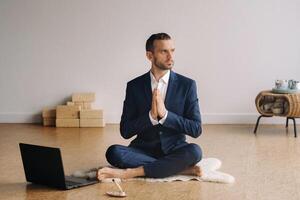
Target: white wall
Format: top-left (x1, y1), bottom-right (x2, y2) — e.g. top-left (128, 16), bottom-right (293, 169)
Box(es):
top-left (0, 0), bottom-right (300, 124)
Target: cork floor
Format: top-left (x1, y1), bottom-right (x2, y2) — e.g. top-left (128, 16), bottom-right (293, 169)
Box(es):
top-left (0, 123), bottom-right (300, 200)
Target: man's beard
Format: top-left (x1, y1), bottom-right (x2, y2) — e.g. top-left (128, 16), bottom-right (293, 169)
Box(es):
top-left (153, 58), bottom-right (174, 70)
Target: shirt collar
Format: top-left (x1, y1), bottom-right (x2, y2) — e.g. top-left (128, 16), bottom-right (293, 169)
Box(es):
top-left (150, 70), bottom-right (170, 84)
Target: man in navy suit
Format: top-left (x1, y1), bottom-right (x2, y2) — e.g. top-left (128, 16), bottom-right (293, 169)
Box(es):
top-left (98, 33), bottom-right (202, 180)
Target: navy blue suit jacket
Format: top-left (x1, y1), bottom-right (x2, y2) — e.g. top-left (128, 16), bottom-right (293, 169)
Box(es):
top-left (120, 70), bottom-right (202, 154)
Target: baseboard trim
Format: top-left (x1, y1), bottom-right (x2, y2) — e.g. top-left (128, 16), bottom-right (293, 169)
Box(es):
top-left (0, 112), bottom-right (294, 124)
top-left (202, 113), bottom-right (290, 124)
top-left (0, 112), bottom-right (42, 123)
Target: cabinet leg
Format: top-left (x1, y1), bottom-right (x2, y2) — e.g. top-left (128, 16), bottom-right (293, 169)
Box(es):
top-left (286, 117), bottom-right (289, 128)
top-left (290, 118), bottom-right (297, 138)
top-left (254, 115), bottom-right (264, 134)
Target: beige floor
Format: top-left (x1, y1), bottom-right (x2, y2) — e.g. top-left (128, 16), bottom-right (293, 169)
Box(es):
top-left (0, 123), bottom-right (300, 200)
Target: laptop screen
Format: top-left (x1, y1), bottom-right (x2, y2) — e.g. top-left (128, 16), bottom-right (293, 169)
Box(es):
top-left (19, 143), bottom-right (66, 189)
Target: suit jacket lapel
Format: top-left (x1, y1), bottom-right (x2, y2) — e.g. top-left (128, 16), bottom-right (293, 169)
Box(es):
top-left (144, 71), bottom-right (152, 106)
top-left (144, 70), bottom-right (178, 109)
top-left (165, 70), bottom-right (178, 109)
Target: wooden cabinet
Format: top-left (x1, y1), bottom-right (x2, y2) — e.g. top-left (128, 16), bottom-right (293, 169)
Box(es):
top-left (254, 90), bottom-right (300, 137)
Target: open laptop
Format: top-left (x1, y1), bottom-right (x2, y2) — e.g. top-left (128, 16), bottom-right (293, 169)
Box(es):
top-left (19, 143), bottom-right (99, 190)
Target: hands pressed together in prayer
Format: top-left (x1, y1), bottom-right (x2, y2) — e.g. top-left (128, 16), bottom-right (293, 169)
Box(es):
top-left (150, 88), bottom-right (167, 120)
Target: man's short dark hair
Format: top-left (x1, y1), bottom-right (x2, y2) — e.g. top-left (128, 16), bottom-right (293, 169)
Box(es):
top-left (146, 33), bottom-right (171, 52)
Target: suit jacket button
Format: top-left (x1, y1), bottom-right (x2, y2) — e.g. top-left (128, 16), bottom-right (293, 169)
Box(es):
top-left (159, 131), bottom-right (163, 135)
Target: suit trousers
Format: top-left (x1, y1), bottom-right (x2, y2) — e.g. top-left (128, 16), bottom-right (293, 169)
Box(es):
top-left (105, 143), bottom-right (202, 178)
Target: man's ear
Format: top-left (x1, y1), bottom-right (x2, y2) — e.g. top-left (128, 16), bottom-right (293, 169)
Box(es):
top-left (146, 51), bottom-right (153, 62)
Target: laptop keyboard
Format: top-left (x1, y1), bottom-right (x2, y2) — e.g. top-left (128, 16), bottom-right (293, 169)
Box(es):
top-left (65, 180), bottom-right (81, 186)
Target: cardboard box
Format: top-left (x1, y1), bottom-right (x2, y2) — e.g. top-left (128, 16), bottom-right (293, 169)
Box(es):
top-left (80, 110), bottom-right (103, 119)
top-left (74, 102), bottom-right (91, 110)
top-left (80, 118), bottom-right (105, 127)
top-left (83, 102), bottom-right (92, 110)
top-left (42, 108), bottom-right (56, 118)
top-left (56, 105), bottom-right (80, 119)
top-left (74, 102), bottom-right (83, 106)
top-left (72, 93), bottom-right (95, 102)
top-left (56, 119), bottom-right (80, 127)
top-left (67, 101), bottom-right (75, 106)
top-left (43, 118), bottom-right (56, 126)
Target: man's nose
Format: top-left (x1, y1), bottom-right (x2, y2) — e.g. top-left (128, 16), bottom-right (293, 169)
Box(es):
top-left (167, 51), bottom-right (174, 59)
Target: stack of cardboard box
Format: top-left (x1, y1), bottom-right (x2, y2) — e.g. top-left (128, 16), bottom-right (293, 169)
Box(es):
top-left (80, 109), bottom-right (105, 127)
top-left (42, 92), bottom-right (105, 128)
top-left (42, 108), bottom-right (56, 126)
top-left (56, 105), bottom-right (80, 127)
top-left (70, 92), bottom-right (95, 110)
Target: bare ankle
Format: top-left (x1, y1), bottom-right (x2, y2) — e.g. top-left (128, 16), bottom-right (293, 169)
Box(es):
top-left (126, 167), bottom-right (145, 178)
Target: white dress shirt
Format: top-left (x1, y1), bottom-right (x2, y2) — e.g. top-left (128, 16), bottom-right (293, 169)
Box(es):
top-left (149, 70), bottom-right (170, 125)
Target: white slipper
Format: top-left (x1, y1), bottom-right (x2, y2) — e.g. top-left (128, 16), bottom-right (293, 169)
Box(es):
top-left (200, 170), bottom-right (235, 184)
top-left (197, 158), bottom-right (222, 172)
